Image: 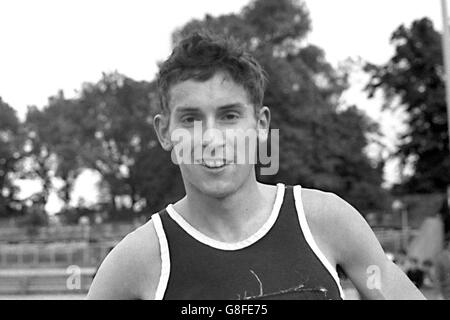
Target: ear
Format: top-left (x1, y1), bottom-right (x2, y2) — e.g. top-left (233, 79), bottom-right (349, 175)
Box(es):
top-left (256, 106), bottom-right (271, 143)
top-left (153, 113), bottom-right (172, 151)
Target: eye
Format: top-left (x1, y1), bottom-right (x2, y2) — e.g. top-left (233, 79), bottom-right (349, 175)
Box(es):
top-left (222, 112), bottom-right (240, 121)
top-left (180, 115), bottom-right (197, 125)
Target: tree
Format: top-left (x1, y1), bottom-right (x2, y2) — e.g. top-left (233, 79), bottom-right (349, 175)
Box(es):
top-left (170, 0), bottom-right (387, 212)
top-left (22, 106), bottom-right (56, 209)
top-left (24, 91), bottom-right (84, 209)
top-left (75, 72), bottom-right (181, 218)
top-left (20, 73), bottom-right (184, 220)
top-left (0, 97), bottom-right (24, 217)
top-left (45, 92), bottom-right (85, 206)
top-left (365, 18), bottom-right (450, 193)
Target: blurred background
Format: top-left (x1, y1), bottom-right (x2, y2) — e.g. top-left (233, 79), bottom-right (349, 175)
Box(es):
top-left (0, 0), bottom-right (449, 299)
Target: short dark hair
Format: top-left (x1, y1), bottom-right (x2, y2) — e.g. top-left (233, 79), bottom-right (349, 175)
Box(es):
top-left (157, 32), bottom-right (268, 115)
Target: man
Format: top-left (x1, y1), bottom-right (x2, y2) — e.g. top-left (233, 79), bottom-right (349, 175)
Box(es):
top-left (87, 33), bottom-right (425, 300)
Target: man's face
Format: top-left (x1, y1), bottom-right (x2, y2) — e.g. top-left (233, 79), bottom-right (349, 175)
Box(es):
top-left (165, 71), bottom-right (263, 198)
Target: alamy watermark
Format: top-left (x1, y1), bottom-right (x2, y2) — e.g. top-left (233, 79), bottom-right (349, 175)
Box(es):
top-left (366, 265), bottom-right (382, 291)
top-left (66, 265), bottom-right (81, 290)
top-left (169, 121), bottom-right (279, 175)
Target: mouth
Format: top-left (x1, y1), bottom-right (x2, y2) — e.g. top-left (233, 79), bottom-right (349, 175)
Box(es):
top-left (197, 159), bottom-right (232, 169)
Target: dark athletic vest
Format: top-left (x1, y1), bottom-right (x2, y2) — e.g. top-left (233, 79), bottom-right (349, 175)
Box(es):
top-left (152, 184), bottom-right (343, 300)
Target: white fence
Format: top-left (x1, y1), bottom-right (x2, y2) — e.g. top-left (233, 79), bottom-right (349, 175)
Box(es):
top-left (0, 267), bottom-right (95, 295)
top-left (0, 242), bottom-right (115, 295)
top-left (0, 241), bottom-right (117, 269)
top-left (0, 228), bottom-right (418, 295)
top-left (0, 229), bottom-right (418, 269)
top-left (0, 223), bottom-right (138, 243)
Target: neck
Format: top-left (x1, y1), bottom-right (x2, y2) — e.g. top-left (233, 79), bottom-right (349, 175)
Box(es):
top-left (176, 175), bottom-right (278, 243)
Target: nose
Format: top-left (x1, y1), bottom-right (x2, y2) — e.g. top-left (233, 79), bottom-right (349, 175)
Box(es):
top-left (201, 118), bottom-right (225, 151)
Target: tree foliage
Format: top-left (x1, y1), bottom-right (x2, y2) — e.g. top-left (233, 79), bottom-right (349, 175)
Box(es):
top-left (73, 72), bottom-right (182, 218)
top-left (365, 18), bottom-right (449, 193)
top-left (0, 97), bottom-right (24, 217)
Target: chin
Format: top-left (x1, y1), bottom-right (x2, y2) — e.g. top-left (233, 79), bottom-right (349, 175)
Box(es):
top-left (180, 164), bottom-right (253, 199)
top-left (196, 179), bottom-right (238, 199)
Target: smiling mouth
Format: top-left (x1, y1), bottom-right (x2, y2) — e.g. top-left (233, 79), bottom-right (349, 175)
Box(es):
top-left (198, 159), bottom-right (232, 169)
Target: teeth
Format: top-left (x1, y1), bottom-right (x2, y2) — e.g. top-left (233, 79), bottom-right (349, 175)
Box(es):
top-left (203, 159), bottom-right (225, 168)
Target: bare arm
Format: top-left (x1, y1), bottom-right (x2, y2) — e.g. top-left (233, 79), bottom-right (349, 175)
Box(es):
top-left (304, 190), bottom-right (425, 300)
top-left (86, 219), bottom-right (161, 300)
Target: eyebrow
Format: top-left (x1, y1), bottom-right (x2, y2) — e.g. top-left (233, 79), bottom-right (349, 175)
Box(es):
top-left (217, 103), bottom-right (246, 112)
top-left (173, 107), bottom-right (200, 114)
top-left (174, 103), bottom-right (246, 114)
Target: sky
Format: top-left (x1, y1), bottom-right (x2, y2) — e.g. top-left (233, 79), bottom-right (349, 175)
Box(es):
top-left (0, 0), bottom-right (445, 212)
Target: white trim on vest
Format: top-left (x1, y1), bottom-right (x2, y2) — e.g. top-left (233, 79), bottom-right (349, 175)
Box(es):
top-left (152, 213), bottom-right (170, 300)
top-left (293, 185), bottom-right (345, 299)
top-left (165, 183), bottom-right (285, 251)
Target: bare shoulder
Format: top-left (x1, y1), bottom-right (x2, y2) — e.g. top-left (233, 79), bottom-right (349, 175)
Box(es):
top-left (86, 217), bottom-right (162, 300)
top-left (301, 188), bottom-right (359, 224)
top-left (300, 188), bottom-right (370, 265)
